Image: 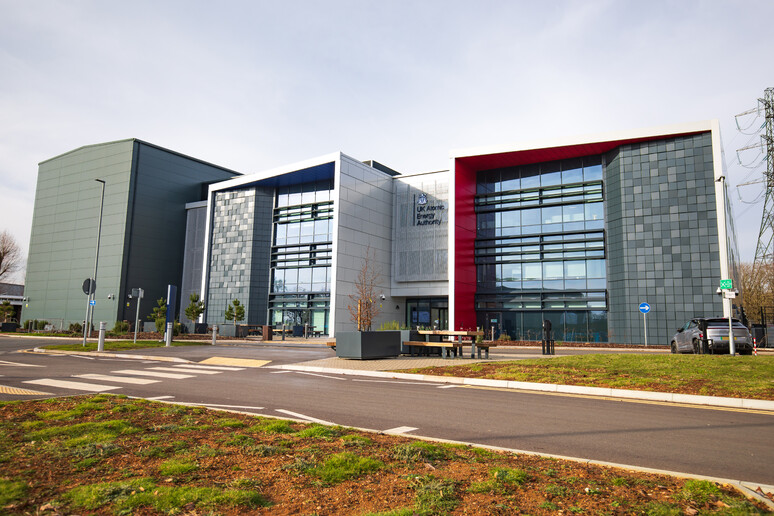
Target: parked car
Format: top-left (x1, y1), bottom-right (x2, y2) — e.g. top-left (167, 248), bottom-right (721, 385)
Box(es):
top-left (670, 318), bottom-right (753, 355)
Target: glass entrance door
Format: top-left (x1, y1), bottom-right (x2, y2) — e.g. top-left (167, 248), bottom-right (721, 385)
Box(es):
top-left (485, 312), bottom-right (502, 340)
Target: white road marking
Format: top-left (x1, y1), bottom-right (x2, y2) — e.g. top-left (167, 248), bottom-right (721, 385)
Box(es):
top-left (149, 367), bottom-right (221, 375)
top-left (145, 395), bottom-right (175, 400)
top-left (296, 371), bottom-right (346, 381)
top-left (181, 402), bottom-right (265, 410)
top-left (0, 360), bottom-right (45, 368)
top-left (438, 385), bottom-right (457, 389)
top-left (73, 374), bottom-right (161, 385)
top-left (112, 369), bottom-right (194, 379)
top-left (352, 379), bottom-right (443, 386)
top-left (384, 426), bottom-right (418, 435)
top-left (270, 370), bottom-right (293, 374)
top-left (23, 379), bottom-right (121, 392)
top-left (176, 364), bottom-right (245, 371)
top-left (70, 355), bottom-right (95, 360)
top-left (276, 409), bottom-right (336, 425)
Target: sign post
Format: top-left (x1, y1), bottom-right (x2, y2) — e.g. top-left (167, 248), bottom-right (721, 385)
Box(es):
top-left (719, 279), bottom-right (735, 356)
top-left (131, 288), bottom-right (144, 344)
top-left (639, 302), bottom-right (651, 346)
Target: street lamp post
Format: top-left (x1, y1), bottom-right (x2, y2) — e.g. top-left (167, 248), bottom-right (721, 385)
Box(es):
top-left (82, 179), bottom-right (105, 345)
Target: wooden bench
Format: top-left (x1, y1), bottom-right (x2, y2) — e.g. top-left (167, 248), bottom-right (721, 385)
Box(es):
top-left (475, 341), bottom-right (498, 359)
top-left (326, 341), bottom-right (336, 350)
top-left (402, 341), bottom-right (463, 359)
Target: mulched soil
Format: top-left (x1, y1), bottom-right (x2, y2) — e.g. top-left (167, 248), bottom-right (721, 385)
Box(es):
top-left (1, 396), bottom-right (770, 515)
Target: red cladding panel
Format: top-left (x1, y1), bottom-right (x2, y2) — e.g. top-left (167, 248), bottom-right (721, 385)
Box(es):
top-left (453, 159), bottom-right (478, 330)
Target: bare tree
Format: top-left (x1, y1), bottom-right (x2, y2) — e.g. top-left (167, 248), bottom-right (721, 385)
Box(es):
top-left (0, 231), bottom-right (22, 283)
top-left (739, 261), bottom-right (774, 324)
top-left (347, 245), bottom-right (382, 331)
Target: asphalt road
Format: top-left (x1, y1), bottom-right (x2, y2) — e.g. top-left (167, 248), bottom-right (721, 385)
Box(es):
top-left (1, 336), bottom-right (772, 487)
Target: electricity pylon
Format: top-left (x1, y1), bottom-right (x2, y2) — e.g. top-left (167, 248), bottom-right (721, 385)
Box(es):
top-left (747, 88), bottom-right (774, 272)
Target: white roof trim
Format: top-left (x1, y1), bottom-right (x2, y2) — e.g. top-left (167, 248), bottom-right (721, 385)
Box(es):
top-left (209, 152), bottom-right (343, 192)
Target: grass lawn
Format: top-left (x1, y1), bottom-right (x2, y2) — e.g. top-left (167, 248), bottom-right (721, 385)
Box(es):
top-left (41, 340), bottom-right (206, 352)
top-left (403, 354), bottom-right (774, 400)
top-left (0, 395), bottom-right (769, 514)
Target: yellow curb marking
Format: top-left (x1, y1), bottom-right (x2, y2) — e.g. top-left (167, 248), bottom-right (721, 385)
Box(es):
top-left (0, 384), bottom-right (51, 395)
top-left (199, 357), bottom-right (271, 368)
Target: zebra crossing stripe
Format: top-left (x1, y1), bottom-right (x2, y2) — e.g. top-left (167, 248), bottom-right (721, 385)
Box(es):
top-left (24, 379), bottom-right (121, 392)
top-left (111, 369), bottom-right (194, 379)
top-left (149, 367), bottom-right (221, 375)
top-left (73, 374), bottom-right (160, 385)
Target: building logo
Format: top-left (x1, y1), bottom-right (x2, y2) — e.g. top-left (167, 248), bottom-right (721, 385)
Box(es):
top-left (414, 193), bottom-right (445, 226)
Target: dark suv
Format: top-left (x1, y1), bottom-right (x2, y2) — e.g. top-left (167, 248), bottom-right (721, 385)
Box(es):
top-left (670, 318), bottom-right (753, 355)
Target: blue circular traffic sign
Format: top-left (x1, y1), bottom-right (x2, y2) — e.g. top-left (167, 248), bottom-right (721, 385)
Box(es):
top-left (639, 302), bottom-right (650, 314)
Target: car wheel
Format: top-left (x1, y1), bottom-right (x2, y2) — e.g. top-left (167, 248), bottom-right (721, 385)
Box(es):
top-left (670, 341), bottom-right (678, 354)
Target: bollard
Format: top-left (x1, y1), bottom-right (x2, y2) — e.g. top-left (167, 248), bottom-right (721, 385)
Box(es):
top-left (212, 325), bottom-right (218, 346)
top-left (97, 321), bottom-right (106, 352)
top-left (165, 322), bottom-right (173, 347)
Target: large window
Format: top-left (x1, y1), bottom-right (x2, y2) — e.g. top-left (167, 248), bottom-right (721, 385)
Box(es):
top-left (269, 179), bottom-right (333, 335)
top-left (474, 155), bottom-right (608, 341)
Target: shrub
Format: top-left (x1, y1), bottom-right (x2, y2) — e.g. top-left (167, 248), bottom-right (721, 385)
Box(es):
top-left (69, 322), bottom-right (83, 333)
top-left (377, 320), bottom-right (408, 331)
top-left (112, 321), bottom-right (130, 334)
top-left (497, 333), bottom-right (511, 341)
top-left (36, 320), bottom-right (49, 330)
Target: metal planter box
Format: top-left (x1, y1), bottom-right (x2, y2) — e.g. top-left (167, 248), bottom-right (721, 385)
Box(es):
top-left (335, 331), bottom-right (401, 360)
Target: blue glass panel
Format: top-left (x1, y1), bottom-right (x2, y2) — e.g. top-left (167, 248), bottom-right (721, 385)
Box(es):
top-left (564, 311), bottom-right (588, 341)
top-left (563, 204), bottom-right (584, 222)
top-left (562, 158), bottom-right (583, 183)
top-left (585, 202), bottom-right (604, 222)
top-left (501, 168), bottom-right (520, 191)
top-left (589, 310), bottom-right (608, 342)
top-left (543, 280), bottom-right (564, 290)
top-left (501, 210), bottom-right (519, 227)
top-left (564, 279), bottom-right (587, 289)
top-left (523, 262), bottom-right (542, 280)
top-left (542, 206), bottom-right (562, 224)
top-left (586, 259), bottom-right (606, 278)
top-left (584, 164), bottom-right (603, 181)
top-left (543, 262), bottom-right (563, 279)
top-left (564, 260), bottom-right (586, 279)
top-left (521, 164), bottom-right (540, 189)
top-left (541, 162), bottom-right (561, 186)
top-left (521, 208), bottom-right (540, 226)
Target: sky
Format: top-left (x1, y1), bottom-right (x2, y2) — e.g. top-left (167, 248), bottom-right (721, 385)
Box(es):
top-left (1, 0), bottom-right (772, 284)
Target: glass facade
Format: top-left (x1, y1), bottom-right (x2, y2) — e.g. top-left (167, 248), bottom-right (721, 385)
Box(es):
top-left (406, 298), bottom-right (448, 330)
top-left (474, 156), bottom-right (608, 342)
top-left (269, 179), bottom-right (334, 335)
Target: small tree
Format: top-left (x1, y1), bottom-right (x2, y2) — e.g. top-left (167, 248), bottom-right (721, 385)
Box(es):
top-left (148, 297), bottom-right (167, 333)
top-left (347, 245), bottom-right (382, 331)
top-left (225, 299), bottom-right (245, 325)
top-left (184, 293), bottom-right (205, 322)
top-left (0, 300), bottom-right (14, 322)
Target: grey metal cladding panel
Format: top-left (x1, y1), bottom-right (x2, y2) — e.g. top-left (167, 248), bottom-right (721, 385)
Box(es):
top-left (24, 141), bottom-right (134, 325)
top-left (123, 143), bottom-right (238, 321)
top-left (605, 133), bottom-right (720, 345)
top-left (180, 206), bottom-right (207, 323)
top-left (248, 188), bottom-right (273, 325)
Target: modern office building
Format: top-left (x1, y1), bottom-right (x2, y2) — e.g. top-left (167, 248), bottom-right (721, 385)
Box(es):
top-left (24, 120), bottom-right (739, 345)
top-left (23, 139), bottom-right (239, 329)
top-left (450, 120), bottom-right (738, 345)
